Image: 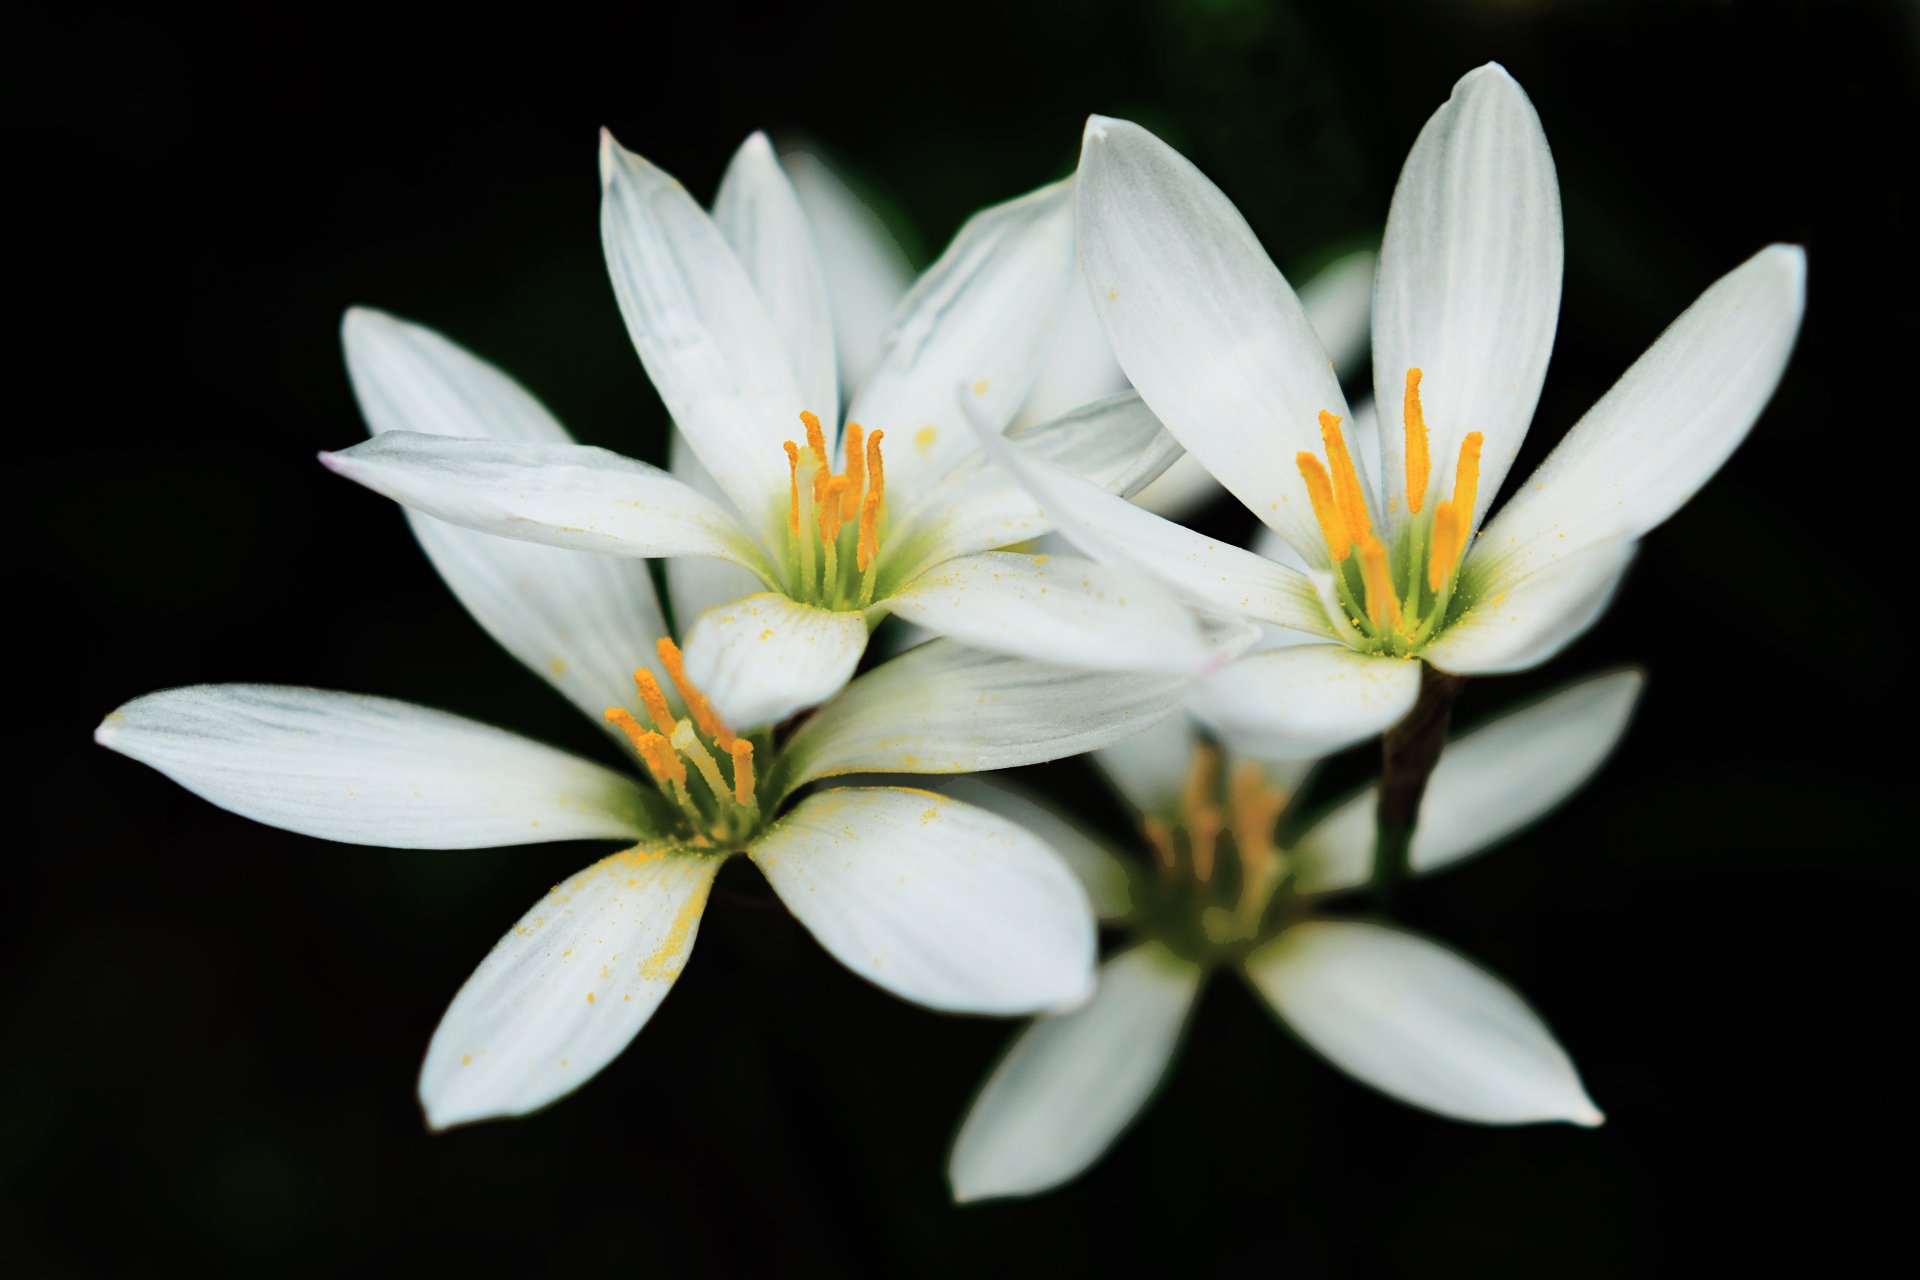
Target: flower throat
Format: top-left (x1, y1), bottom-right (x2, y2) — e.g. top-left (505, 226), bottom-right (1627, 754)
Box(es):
top-left (604, 638), bottom-right (764, 846)
top-left (783, 411), bottom-right (887, 610)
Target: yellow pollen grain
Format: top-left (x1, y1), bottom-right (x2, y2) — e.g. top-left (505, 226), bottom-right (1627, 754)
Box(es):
top-left (1296, 453), bottom-right (1350, 562)
top-left (1357, 534), bottom-right (1402, 631)
top-left (1319, 410), bottom-right (1373, 546)
top-left (657, 637), bottom-right (736, 750)
top-left (729, 739), bottom-right (756, 806)
top-left (642, 875), bottom-right (712, 981)
top-left (1403, 367), bottom-right (1430, 514)
top-left (914, 425), bottom-right (936, 449)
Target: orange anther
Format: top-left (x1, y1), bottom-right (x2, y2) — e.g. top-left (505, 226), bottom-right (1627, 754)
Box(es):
top-left (800, 410), bottom-right (826, 461)
top-left (818, 475), bottom-right (848, 545)
top-left (783, 440), bottom-right (802, 536)
top-left (856, 430), bottom-right (886, 571)
top-left (841, 423), bottom-right (866, 519)
top-left (604, 709), bottom-right (686, 786)
top-left (1428, 499), bottom-right (1461, 592)
top-left (655, 636), bottom-right (735, 750)
top-left (632, 669), bottom-right (674, 733)
top-left (1357, 533), bottom-right (1402, 632)
top-left (1450, 431), bottom-right (1484, 531)
top-left (728, 739), bottom-right (756, 806)
top-left (1297, 453), bottom-right (1350, 561)
top-left (1319, 411), bottom-right (1373, 547)
top-left (1403, 368), bottom-right (1431, 515)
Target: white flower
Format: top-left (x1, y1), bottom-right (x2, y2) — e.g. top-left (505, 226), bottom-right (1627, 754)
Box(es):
top-left (941, 669), bottom-right (1643, 1202)
top-left (97, 581), bottom-right (1196, 1127)
top-left (325, 131), bottom-right (1202, 734)
top-left (979, 64), bottom-right (1804, 758)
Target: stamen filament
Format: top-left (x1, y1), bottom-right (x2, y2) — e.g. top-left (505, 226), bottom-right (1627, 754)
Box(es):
top-left (670, 719), bottom-right (730, 804)
top-left (1403, 368), bottom-right (1430, 515)
top-left (656, 637), bottom-right (736, 750)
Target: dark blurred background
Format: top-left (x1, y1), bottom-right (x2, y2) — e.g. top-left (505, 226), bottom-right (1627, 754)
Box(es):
top-left (15, 0), bottom-right (1915, 1272)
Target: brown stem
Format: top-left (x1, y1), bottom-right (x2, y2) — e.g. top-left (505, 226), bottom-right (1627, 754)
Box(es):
top-left (1370, 665), bottom-right (1469, 907)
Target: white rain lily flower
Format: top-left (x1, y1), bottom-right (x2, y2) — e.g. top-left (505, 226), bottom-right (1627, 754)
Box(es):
top-left (325, 130), bottom-right (1196, 735)
top-left (97, 615), bottom-right (1198, 1129)
top-left (993, 64), bottom-right (1803, 758)
top-left (942, 669), bottom-right (1642, 1202)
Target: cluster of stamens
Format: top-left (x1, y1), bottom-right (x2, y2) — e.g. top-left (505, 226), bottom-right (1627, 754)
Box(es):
top-left (1296, 368), bottom-right (1484, 654)
top-left (1139, 745), bottom-right (1294, 954)
top-left (604, 638), bottom-right (761, 846)
top-left (783, 411), bottom-right (887, 610)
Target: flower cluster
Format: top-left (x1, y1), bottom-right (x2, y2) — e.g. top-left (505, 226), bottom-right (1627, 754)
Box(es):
top-left (97, 63), bottom-right (1801, 1196)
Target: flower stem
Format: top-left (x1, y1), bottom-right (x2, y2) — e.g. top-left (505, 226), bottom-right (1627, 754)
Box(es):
top-left (1370, 663), bottom-right (1469, 908)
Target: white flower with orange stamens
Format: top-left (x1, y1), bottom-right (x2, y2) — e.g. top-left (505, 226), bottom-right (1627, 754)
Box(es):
top-left (97, 615), bottom-right (1197, 1129)
top-left (324, 130), bottom-right (1205, 736)
top-left (975, 64), bottom-right (1804, 757)
top-left (940, 669), bottom-right (1642, 1203)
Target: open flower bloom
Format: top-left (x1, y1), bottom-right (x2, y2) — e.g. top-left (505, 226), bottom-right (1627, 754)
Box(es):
top-left (990, 64), bottom-right (1803, 756)
top-left (98, 584), bottom-right (1198, 1128)
top-left (324, 131), bottom-right (1197, 734)
top-left (941, 669), bottom-right (1642, 1202)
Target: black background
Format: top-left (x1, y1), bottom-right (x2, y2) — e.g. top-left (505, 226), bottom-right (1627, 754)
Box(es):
top-left (15, 0), bottom-right (1915, 1272)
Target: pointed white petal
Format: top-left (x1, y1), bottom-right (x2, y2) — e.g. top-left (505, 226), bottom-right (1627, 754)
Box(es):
top-left (599, 131), bottom-right (802, 542)
top-left (1425, 538), bottom-right (1637, 675)
top-left (1297, 248), bottom-right (1377, 379)
top-left (782, 148), bottom-right (914, 394)
top-left (680, 592), bottom-right (869, 730)
top-left (342, 309), bottom-right (672, 730)
top-left (920, 776), bottom-right (1134, 921)
top-left (1007, 391), bottom-right (1184, 499)
top-left (1474, 245), bottom-right (1807, 582)
top-left (95, 686), bottom-right (655, 848)
top-left (419, 848), bottom-right (719, 1128)
top-left (848, 178), bottom-right (1076, 504)
top-left (887, 551), bottom-right (1213, 672)
top-left (1092, 712), bottom-right (1198, 816)
top-left (1186, 645), bottom-right (1421, 760)
top-left (950, 945), bottom-right (1201, 1201)
top-left (1372, 64), bottom-right (1563, 529)
top-left (1077, 116), bottom-right (1356, 564)
top-left (778, 640), bottom-right (1192, 792)
top-left (1292, 669), bottom-right (1645, 895)
top-left (1247, 920), bottom-right (1601, 1126)
top-left (713, 133), bottom-right (838, 426)
top-left (662, 428), bottom-right (766, 634)
top-left (322, 433), bottom-right (776, 578)
top-left (749, 787), bottom-right (1096, 1013)
top-left (1013, 270), bottom-right (1129, 429)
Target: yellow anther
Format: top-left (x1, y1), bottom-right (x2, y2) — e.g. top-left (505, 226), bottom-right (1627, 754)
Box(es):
top-left (1450, 430), bottom-right (1484, 531)
top-left (1428, 499), bottom-right (1462, 592)
top-left (818, 475), bottom-right (849, 545)
top-left (783, 441), bottom-right (802, 536)
top-left (841, 423), bottom-right (866, 519)
top-left (1358, 534), bottom-right (1402, 632)
top-left (604, 709), bottom-right (686, 786)
top-left (656, 637), bottom-right (736, 750)
top-left (632, 669), bottom-right (674, 734)
top-left (800, 410), bottom-right (826, 462)
top-left (1189, 807), bottom-right (1222, 884)
top-left (728, 739), bottom-right (756, 806)
top-left (1403, 368), bottom-right (1430, 515)
top-left (857, 430), bottom-right (886, 571)
top-left (1297, 452), bottom-right (1350, 562)
top-left (1181, 743), bottom-right (1220, 820)
top-left (1142, 816), bottom-right (1178, 877)
top-left (1319, 410), bottom-right (1373, 547)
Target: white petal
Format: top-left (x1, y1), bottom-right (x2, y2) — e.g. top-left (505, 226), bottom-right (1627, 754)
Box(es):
top-left (966, 411), bottom-right (1337, 636)
top-left (887, 551), bottom-right (1213, 672)
top-left (950, 945), bottom-right (1201, 1201)
top-left (1371, 64), bottom-right (1563, 529)
top-left (1425, 538), bottom-right (1637, 676)
top-left (920, 776), bottom-right (1134, 921)
top-left (1473, 245), bottom-right (1807, 582)
top-left (1012, 271), bottom-right (1129, 429)
top-left (782, 147), bottom-right (914, 394)
top-left (1186, 646), bottom-right (1421, 760)
top-left (1091, 711), bottom-right (1198, 816)
top-left (1007, 391), bottom-right (1184, 499)
top-left (1297, 248), bottom-right (1377, 379)
top-left (848, 178), bottom-right (1075, 504)
top-left (778, 640), bottom-right (1192, 791)
top-left (1292, 668), bottom-right (1645, 895)
top-left (662, 428), bottom-right (766, 634)
top-left (749, 787), bottom-right (1096, 1013)
top-left (321, 432), bottom-right (775, 577)
top-left (1077, 116), bottom-right (1355, 564)
top-left (1246, 920), bottom-right (1601, 1126)
top-left (680, 592), bottom-right (869, 730)
top-left (599, 131), bottom-right (802, 543)
top-left (419, 848), bottom-right (719, 1128)
top-left (342, 309), bottom-right (672, 730)
top-left (713, 133), bottom-right (838, 426)
top-left (95, 686), bottom-right (655, 848)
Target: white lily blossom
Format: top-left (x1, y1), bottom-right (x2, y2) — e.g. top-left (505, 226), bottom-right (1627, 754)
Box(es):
top-left (99, 570), bottom-right (1197, 1127)
top-left (324, 130), bottom-right (1200, 733)
top-left (944, 669), bottom-right (1642, 1202)
top-left (989, 64), bottom-right (1803, 758)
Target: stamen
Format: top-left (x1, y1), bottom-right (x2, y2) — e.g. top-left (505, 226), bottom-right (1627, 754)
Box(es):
top-left (800, 410), bottom-right (827, 462)
top-left (670, 719), bottom-right (730, 801)
top-left (841, 423), bottom-right (866, 520)
top-left (1189, 807), bottom-right (1221, 884)
top-left (1143, 817), bottom-right (1178, 877)
top-left (728, 739), bottom-right (756, 806)
top-left (655, 637), bottom-right (736, 749)
top-left (1319, 411), bottom-right (1373, 546)
top-left (1181, 744), bottom-right (1220, 819)
top-left (818, 475), bottom-right (849, 546)
top-left (783, 441), bottom-right (802, 536)
top-left (1450, 431), bottom-right (1484, 531)
top-left (857, 430), bottom-right (886, 572)
top-left (1358, 534), bottom-right (1402, 631)
top-left (1428, 499), bottom-right (1461, 592)
top-left (1403, 368), bottom-right (1430, 515)
top-left (1297, 453), bottom-right (1350, 561)
top-left (632, 669), bottom-right (673, 733)
top-left (604, 709), bottom-right (686, 786)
